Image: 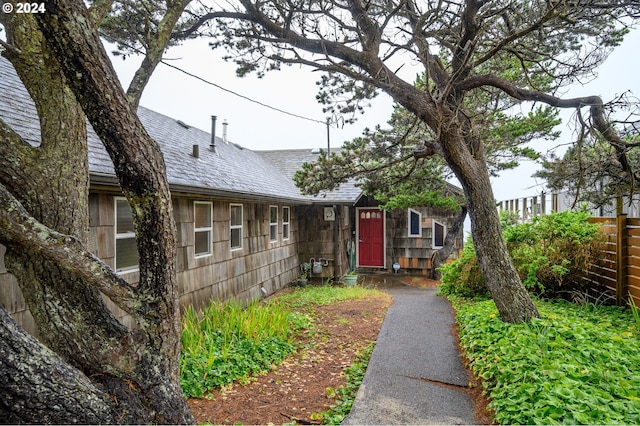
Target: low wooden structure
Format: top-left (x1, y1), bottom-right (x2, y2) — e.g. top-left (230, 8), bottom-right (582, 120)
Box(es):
top-left (586, 215), bottom-right (640, 307)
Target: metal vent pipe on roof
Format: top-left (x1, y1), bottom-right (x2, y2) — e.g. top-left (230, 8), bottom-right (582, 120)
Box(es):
top-left (222, 119), bottom-right (228, 143)
top-left (210, 115), bottom-right (217, 152)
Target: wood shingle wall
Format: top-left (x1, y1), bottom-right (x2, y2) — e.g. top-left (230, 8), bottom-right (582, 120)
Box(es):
top-left (2, 192), bottom-right (301, 336)
top-left (296, 205), bottom-right (351, 280)
top-left (386, 207), bottom-right (464, 275)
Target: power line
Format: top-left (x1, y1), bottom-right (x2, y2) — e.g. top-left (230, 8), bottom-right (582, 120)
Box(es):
top-left (101, 30), bottom-right (329, 126)
top-left (159, 59), bottom-right (327, 125)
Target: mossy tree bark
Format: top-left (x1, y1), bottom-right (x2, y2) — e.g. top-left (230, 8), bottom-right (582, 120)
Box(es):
top-left (0, 1), bottom-right (193, 422)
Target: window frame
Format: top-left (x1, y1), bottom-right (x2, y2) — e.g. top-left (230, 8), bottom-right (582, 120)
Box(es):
top-left (194, 201), bottom-right (213, 258)
top-left (432, 219), bottom-right (446, 249)
top-left (114, 197), bottom-right (139, 272)
top-left (408, 208), bottom-right (422, 238)
top-left (230, 203), bottom-right (243, 251)
top-left (269, 205), bottom-right (278, 242)
top-left (282, 206), bottom-right (290, 241)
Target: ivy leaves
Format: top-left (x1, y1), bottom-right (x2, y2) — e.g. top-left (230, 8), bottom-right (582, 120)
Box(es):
top-left (454, 298), bottom-right (640, 424)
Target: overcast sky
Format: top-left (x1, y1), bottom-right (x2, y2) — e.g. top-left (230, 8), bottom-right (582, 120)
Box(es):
top-left (111, 28), bottom-right (638, 202)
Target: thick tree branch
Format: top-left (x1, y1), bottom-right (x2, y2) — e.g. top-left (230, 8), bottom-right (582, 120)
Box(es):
top-left (0, 308), bottom-right (117, 424)
top-left (126, 0), bottom-right (191, 108)
top-left (173, 11), bottom-right (254, 39)
top-left (459, 73), bottom-right (637, 192)
top-left (456, 74), bottom-right (603, 108)
top-left (0, 182), bottom-right (148, 320)
top-left (35, 0), bottom-right (178, 308)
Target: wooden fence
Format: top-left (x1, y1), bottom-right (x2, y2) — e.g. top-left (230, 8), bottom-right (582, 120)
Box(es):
top-left (587, 215), bottom-right (640, 307)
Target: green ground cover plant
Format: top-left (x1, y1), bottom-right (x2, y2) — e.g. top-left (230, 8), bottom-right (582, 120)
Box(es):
top-left (452, 297), bottom-right (640, 424)
top-left (276, 285), bottom-right (373, 308)
top-left (180, 285), bottom-right (375, 398)
top-left (180, 298), bottom-right (310, 397)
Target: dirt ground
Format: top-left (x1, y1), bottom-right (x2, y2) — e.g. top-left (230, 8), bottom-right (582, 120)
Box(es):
top-left (188, 276), bottom-right (493, 425)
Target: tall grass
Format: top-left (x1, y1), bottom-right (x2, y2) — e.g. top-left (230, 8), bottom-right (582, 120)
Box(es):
top-left (180, 285), bottom-right (382, 398)
top-left (180, 298), bottom-right (308, 398)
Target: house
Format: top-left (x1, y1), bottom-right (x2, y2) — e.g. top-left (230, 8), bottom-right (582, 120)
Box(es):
top-left (0, 57), bottom-right (463, 336)
top-left (498, 191), bottom-right (640, 222)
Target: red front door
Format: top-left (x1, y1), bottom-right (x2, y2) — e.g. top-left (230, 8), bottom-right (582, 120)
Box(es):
top-left (358, 208), bottom-right (384, 267)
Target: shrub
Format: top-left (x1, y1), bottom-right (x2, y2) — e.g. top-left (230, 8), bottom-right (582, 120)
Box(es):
top-left (438, 239), bottom-right (488, 298)
top-left (180, 299), bottom-right (304, 397)
top-left (503, 210), bottom-right (603, 297)
top-left (499, 209), bottom-right (520, 229)
top-left (439, 210), bottom-right (603, 299)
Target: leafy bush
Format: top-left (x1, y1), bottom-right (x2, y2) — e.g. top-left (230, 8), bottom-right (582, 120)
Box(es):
top-left (439, 210), bottom-right (603, 299)
top-left (499, 209), bottom-right (520, 229)
top-left (438, 240), bottom-right (488, 298)
top-left (503, 210), bottom-right (602, 297)
top-left (453, 297), bottom-right (640, 425)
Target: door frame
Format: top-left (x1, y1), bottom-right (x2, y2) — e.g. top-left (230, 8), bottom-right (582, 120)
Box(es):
top-left (355, 207), bottom-right (386, 268)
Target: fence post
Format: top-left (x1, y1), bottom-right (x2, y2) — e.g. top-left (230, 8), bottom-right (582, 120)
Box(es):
top-left (616, 213), bottom-right (628, 306)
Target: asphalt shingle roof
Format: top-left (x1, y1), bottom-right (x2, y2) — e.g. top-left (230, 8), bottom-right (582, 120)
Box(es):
top-left (0, 57), bottom-right (361, 204)
top-left (258, 149), bottom-right (363, 203)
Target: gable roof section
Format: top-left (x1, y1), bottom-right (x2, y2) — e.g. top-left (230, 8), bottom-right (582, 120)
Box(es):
top-left (0, 57), bottom-right (308, 204)
top-left (258, 149), bottom-right (363, 204)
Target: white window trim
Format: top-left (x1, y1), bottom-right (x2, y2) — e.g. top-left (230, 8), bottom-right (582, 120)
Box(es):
top-left (269, 205), bottom-right (278, 243)
top-left (433, 219), bottom-right (446, 249)
top-left (408, 208), bottom-right (422, 238)
top-left (114, 197), bottom-right (139, 273)
top-left (230, 203), bottom-right (243, 251)
top-left (194, 201), bottom-right (213, 258)
top-left (282, 206), bottom-right (290, 241)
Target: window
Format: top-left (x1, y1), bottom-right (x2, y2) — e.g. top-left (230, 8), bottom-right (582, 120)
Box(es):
top-left (433, 220), bottom-right (446, 249)
top-left (408, 209), bottom-right (421, 237)
top-left (269, 206), bottom-right (278, 242)
top-left (115, 197), bottom-right (138, 271)
top-left (282, 207), bottom-right (290, 240)
top-left (194, 202), bottom-right (212, 257)
top-left (230, 204), bottom-right (243, 250)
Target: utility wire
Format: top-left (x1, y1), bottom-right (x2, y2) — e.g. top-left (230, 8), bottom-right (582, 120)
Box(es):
top-left (159, 59), bottom-right (327, 125)
top-left (101, 29), bottom-right (329, 126)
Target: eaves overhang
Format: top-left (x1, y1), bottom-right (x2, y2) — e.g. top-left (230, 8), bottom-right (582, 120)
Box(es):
top-left (90, 173), bottom-right (312, 205)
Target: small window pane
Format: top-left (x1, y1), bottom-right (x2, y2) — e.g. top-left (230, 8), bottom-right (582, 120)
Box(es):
top-left (434, 222), bottom-right (445, 247)
top-left (195, 231), bottom-right (211, 256)
top-left (195, 203), bottom-right (211, 228)
top-left (231, 205), bottom-right (242, 226)
top-left (410, 210), bottom-right (420, 236)
top-left (231, 228), bottom-right (242, 249)
top-left (230, 204), bottom-right (243, 250)
top-left (282, 207), bottom-right (290, 240)
top-left (116, 199), bottom-right (134, 233)
top-left (116, 238), bottom-right (138, 270)
top-left (270, 206), bottom-right (278, 242)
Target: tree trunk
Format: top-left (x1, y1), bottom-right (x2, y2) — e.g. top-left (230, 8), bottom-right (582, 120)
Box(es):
top-left (442, 134), bottom-right (540, 323)
top-left (0, 4), bottom-right (193, 423)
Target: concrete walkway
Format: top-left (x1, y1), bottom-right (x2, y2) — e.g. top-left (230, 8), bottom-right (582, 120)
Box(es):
top-left (343, 277), bottom-right (477, 425)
